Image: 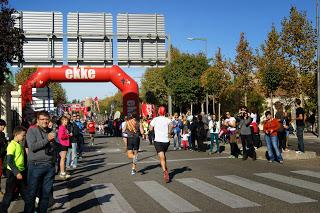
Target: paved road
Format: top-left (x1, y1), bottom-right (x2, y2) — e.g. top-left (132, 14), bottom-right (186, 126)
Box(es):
top-left (2, 135), bottom-right (320, 213)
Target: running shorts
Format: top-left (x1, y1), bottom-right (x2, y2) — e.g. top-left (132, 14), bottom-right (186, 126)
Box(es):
top-left (127, 135), bottom-right (140, 150)
top-left (154, 141), bottom-right (170, 153)
top-left (89, 132), bottom-right (95, 135)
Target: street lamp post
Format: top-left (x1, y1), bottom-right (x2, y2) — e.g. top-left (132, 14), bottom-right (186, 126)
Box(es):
top-left (317, 0), bottom-right (320, 138)
top-left (187, 37), bottom-right (209, 114)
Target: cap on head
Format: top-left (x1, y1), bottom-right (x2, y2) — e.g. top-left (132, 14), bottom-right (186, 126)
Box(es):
top-left (158, 106), bottom-right (166, 116)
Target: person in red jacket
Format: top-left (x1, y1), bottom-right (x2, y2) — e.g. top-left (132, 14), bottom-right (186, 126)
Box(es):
top-left (87, 120), bottom-right (96, 146)
top-left (263, 111), bottom-right (283, 163)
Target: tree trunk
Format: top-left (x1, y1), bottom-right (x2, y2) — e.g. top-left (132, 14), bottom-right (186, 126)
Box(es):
top-left (270, 91), bottom-right (274, 117)
top-left (201, 102), bottom-right (204, 113)
top-left (244, 91), bottom-right (247, 107)
top-left (206, 93), bottom-right (209, 114)
top-left (212, 94), bottom-right (215, 115)
top-left (218, 102), bottom-right (221, 123)
top-left (191, 103), bottom-right (193, 115)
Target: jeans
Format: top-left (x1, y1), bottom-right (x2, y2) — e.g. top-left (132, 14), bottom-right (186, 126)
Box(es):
top-left (210, 133), bottom-right (219, 153)
top-left (173, 131), bottom-right (181, 148)
top-left (24, 163), bottom-right (55, 213)
top-left (66, 143), bottom-right (78, 167)
top-left (265, 135), bottom-right (283, 161)
top-left (296, 126), bottom-right (304, 152)
top-left (1, 169), bottom-right (27, 213)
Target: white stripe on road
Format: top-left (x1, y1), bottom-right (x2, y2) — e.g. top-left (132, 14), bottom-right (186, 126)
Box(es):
top-left (52, 188), bottom-right (70, 212)
top-left (291, 170), bottom-right (320, 179)
top-left (216, 175), bottom-right (316, 204)
top-left (255, 172), bottom-right (320, 193)
top-left (135, 181), bottom-right (200, 213)
top-left (91, 183), bottom-right (136, 213)
top-left (177, 178), bottom-right (260, 208)
top-left (106, 156), bottom-right (229, 166)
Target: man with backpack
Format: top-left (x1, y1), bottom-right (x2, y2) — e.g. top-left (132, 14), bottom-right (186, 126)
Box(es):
top-left (295, 99), bottom-right (305, 154)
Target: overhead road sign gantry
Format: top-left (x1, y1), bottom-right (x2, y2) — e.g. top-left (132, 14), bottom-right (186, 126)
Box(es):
top-left (67, 12), bottom-right (114, 67)
top-left (13, 11), bottom-right (63, 67)
top-left (117, 13), bottom-right (167, 67)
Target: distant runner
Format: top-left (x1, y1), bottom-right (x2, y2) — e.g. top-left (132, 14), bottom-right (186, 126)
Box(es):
top-left (87, 120), bottom-right (95, 146)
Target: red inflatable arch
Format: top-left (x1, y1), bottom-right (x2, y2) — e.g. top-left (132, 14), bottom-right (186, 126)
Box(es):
top-left (21, 65), bottom-right (139, 116)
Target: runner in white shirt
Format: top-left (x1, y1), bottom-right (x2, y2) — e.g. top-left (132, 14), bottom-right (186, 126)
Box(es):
top-left (150, 106), bottom-right (172, 183)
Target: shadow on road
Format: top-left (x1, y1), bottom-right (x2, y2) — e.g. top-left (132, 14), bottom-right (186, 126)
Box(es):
top-left (169, 166), bottom-right (192, 181)
top-left (138, 164), bottom-right (161, 175)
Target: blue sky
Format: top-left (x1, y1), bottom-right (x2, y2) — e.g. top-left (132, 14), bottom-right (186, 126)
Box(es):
top-left (10, 0), bottom-right (315, 101)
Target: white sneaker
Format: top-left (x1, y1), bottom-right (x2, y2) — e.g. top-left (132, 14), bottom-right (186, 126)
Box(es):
top-left (131, 169), bottom-right (136, 175)
top-left (296, 151), bottom-right (303, 154)
top-left (59, 172), bottom-right (71, 179)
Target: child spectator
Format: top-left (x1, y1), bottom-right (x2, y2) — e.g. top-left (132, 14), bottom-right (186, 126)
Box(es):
top-left (181, 129), bottom-right (189, 150)
top-left (1, 126), bottom-right (27, 213)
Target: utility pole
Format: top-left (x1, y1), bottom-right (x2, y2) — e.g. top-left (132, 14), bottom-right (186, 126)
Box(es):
top-left (187, 37), bottom-right (209, 114)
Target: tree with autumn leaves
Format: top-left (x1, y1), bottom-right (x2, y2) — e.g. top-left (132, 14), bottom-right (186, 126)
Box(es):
top-left (140, 6), bottom-right (316, 115)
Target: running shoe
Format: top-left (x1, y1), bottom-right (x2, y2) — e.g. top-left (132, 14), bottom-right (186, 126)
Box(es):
top-left (295, 151), bottom-right (303, 154)
top-left (163, 170), bottom-right (170, 183)
top-left (59, 172), bottom-right (71, 179)
top-left (131, 169), bottom-right (136, 175)
top-left (228, 155), bottom-right (236, 159)
top-left (279, 160), bottom-right (284, 164)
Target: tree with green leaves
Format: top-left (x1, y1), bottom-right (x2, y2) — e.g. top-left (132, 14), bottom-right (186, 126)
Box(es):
top-left (0, 0), bottom-right (24, 84)
top-left (164, 53), bottom-right (209, 112)
top-left (15, 67), bottom-right (67, 106)
top-left (200, 48), bottom-right (230, 114)
top-left (140, 67), bottom-right (168, 106)
top-left (260, 64), bottom-right (284, 116)
top-left (230, 32), bottom-right (255, 106)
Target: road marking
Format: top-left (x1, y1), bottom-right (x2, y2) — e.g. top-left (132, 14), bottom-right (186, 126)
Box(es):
top-left (91, 183), bottom-right (136, 213)
top-left (216, 175), bottom-right (316, 204)
top-left (177, 178), bottom-right (260, 208)
top-left (52, 188), bottom-right (70, 212)
top-left (78, 162), bottom-right (106, 169)
top-left (150, 157), bottom-right (159, 161)
top-left (255, 172), bottom-right (320, 193)
top-left (291, 170), bottom-right (320, 179)
top-left (106, 156), bottom-right (229, 166)
top-left (135, 181), bottom-right (200, 213)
